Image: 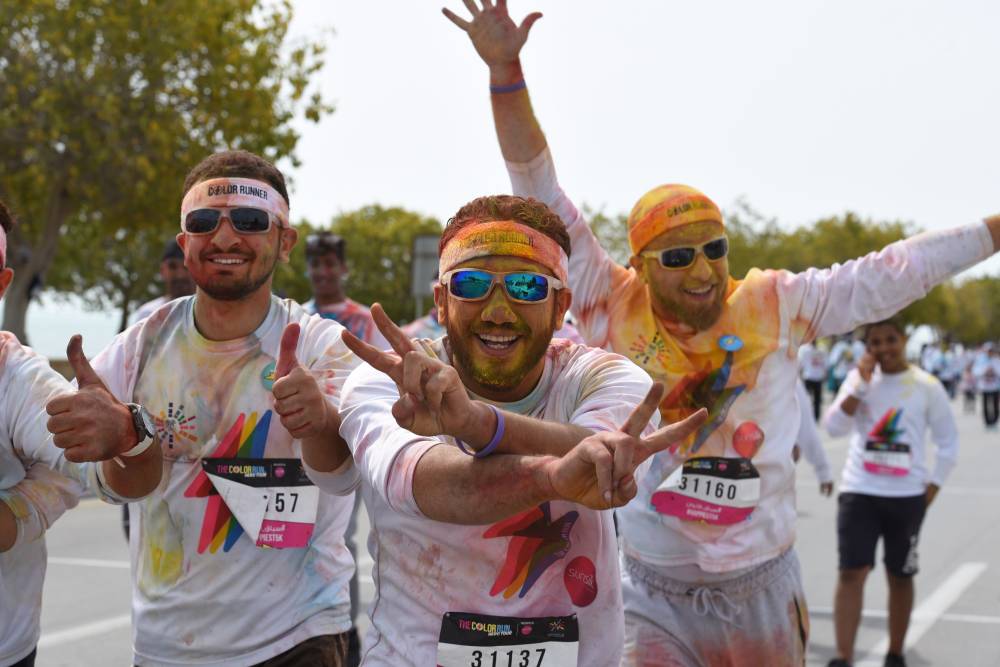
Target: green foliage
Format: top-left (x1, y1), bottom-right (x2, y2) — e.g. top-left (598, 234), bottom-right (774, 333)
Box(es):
top-left (582, 204), bottom-right (630, 267)
top-left (0, 0), bottom-right (332, 336)
top-left (275, 205), bottom-right (442, 323)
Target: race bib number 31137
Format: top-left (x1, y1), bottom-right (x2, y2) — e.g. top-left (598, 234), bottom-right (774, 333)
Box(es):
top-left (436, 612), bottom-right (579, 667)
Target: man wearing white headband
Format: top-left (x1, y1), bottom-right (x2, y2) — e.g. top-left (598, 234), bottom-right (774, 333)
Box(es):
top-left (0, 199), bottom-right (162, 667)
top-left (293, 194), bottom-right (707, 666)
top-left (48, 150), bottom-right (362, 666)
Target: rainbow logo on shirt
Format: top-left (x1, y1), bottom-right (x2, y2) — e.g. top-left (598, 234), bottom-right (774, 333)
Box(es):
top-left (154, 401), bottom-right (197, 450)
top-left (183, 410), bottom-right (273, 553)
top-left (868, 408), bottom-right (903, 443)
top-left (484, 502), bottom-right (579, 600)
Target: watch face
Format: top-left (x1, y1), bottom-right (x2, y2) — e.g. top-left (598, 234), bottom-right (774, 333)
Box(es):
top-left (138, 406), bottom-right (156, 438)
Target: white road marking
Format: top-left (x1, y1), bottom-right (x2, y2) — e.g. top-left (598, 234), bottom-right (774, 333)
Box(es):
top-left (811, 606), bottom-right (1000, 625)
top-left (37, 614), bottom-right (131, 648)
top-left (48, 556), bottom-right (130, 569)
top-left (855, 561), bottom-right (988, 666)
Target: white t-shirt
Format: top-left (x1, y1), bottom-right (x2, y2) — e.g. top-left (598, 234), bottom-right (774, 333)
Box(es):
top-left (824, 366), bottom-right (958, 496)
top-left (507, 146), bottom-right (994, 573)
top-left (973, 355), bottom-right (1000, 392)
top-left (130, 295), bottom-right (169, 326)
top-left (0, 333), bottom-right (88, 666)
top-left (798, 343), bottom-right (828, 383)
top-left (338, 337), bottom-right (656, 667)
top-left (90, 295), bottom-right (360, 666)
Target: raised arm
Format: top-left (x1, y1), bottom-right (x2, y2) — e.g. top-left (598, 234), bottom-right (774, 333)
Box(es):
top-left (444, 1), bottom-right (545, 162)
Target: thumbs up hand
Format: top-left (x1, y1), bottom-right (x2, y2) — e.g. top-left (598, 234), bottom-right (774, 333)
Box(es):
top-left (46, 335), bottom-right (139, 462)
top-left (273, 323), bottom-right (338, 440)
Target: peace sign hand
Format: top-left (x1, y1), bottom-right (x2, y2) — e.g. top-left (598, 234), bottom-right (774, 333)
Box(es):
top-left (341, 304), bottom-right (476, 438)
top-left (443, 0), bottom-right (542, 70)
top-left (546, 383), bottom-right (708, 510)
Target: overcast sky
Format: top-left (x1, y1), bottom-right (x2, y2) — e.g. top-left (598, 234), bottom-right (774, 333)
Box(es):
top-left (26, 0), bottom-right (1000, 357)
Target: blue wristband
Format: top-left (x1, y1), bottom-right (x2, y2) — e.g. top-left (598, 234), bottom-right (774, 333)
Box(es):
top-left (455, 405), bottom-right (505, 458)
top-left (490, 79), bottom-right (527, 95)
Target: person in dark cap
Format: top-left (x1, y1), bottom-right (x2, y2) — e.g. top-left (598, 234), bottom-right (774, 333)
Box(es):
top-left (129, 238), bottom-right (196, 325)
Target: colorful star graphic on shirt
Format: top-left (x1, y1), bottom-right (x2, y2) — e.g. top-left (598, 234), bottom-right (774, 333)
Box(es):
top-left (868, 408), bottom-right (904, 443)
top-left (183, 410), bottom-right (272, 554)
top-left (663, 347), bottom-right (747, 454)
top-left (484, 502), bottom-right (579, 600)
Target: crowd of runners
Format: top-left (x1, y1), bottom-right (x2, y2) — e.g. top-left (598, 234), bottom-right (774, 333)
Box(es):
top-left (2, 3), bottom-right (1000, 667)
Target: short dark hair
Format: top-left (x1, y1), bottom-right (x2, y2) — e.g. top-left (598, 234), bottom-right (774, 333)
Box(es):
top-left (440, 195), bottom-right (571, 258)
top-left (863, 318), bottom-right (906, 342)
top-left (0, 198), bottom-right (15, 234)
top-left (305, 232), bottom-right (345, 262)
top-left (182, 150), bottom-right (289, 206)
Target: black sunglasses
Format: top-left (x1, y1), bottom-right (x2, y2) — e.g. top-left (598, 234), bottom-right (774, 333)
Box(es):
top-left (183, 207), bottom-right (275, 235)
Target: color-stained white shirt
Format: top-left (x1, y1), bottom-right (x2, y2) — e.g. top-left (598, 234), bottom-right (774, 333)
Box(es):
top-left (0, 333), bottom-right (89, 666)
top-left (304, 297), bottom-right (389, 349)
top-left (507, 147), bottom-right (994, 573)
top-left (973, 355), bottom-right (1000, 392)
top-left (89, 296), bottom-right (360, 667)
top-left (824, 366), bottom-right (958, 496)
top-left (338, 338), bottom-right (656, 667)
top-left (798, 343), bottom-right (829, 382)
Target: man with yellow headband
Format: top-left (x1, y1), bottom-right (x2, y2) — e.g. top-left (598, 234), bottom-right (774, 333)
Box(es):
top-left (49, 150), bottom-right (364, 666)
top-left (446, 3), bottom-right (1000, 665)
top-left (296, 194), bottom-right (706, 666)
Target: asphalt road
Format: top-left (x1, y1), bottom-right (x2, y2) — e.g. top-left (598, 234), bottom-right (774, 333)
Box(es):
top-left (32, 396), bottom-right (1000, 666)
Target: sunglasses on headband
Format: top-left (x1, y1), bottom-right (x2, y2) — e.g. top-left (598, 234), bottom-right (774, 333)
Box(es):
top-left (183, 207), bottom-right (280, 235)
top-left (441, 269), bottom-right (564, 303)
top-left (639, 237), bottom-right (729, 270)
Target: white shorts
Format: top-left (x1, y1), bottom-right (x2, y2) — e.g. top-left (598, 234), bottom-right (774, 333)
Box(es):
top-left (621, 549), bottom-right (808, 667)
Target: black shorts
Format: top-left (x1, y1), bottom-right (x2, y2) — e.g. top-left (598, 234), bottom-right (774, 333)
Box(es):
top-left (837, 492), bottom-right (926, 578)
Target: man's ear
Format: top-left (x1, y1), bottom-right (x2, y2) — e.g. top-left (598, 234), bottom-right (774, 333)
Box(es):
top-left (628, 255), bottom-right (648, 284)
top-left (278, 227), bottom-right (298, 263)
top-left (433, 282), bottom-right (447, 323)
top-left (554, 287), bottom-right (572, 324)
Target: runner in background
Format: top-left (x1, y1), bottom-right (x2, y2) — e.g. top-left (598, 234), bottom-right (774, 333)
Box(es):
top-left (794, 378), bottom-right (834, 496)
top-left (302, 230), bottom-right (384, 666)
top-left (444, 2), bottom-right (1000, 663)
top-left (973, 343), bottom-right (1000, 430)
top-left (823, 319), bottom-right (958, 667)
top-left (59, 150), bottom-right (361, 666)
top-left (304, 231), bottom-right (389, 350)
top-left (799, 340), bottom-right (829, 421)
top-left (1, 198), bottom-right (163, 667)
top-left (317, 194), bottom-right (706, 666)
top-left (128, 238), bottom-right (195, 326)
top-left (960, 347), bottom-right (979, 414)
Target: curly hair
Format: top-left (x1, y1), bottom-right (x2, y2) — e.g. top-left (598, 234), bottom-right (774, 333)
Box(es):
top-left (182, 150), bottom-right (289, 206)
top-left (0, 198), bottom-right (15, 234)
top-left (440, 195), bottom-right (571, 258)
top-left (863, 317), bottom-right (906, 342)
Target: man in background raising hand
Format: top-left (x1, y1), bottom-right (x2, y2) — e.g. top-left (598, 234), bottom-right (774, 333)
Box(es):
top-left (311, 194), bottom-right (704, 667)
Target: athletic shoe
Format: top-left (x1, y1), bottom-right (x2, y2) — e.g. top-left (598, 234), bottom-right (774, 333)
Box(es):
top-left (883, 653), bottom-right (907, 667)
top-left (827, 659), bottom-right (852, 667)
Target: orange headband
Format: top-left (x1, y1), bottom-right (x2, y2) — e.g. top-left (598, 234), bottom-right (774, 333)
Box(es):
top-left (627, 184), bottom-right (723, 253)
top-left (180, 177), bottom-right (290, 231)
top-left (439, 220), bottom-right (569, 282)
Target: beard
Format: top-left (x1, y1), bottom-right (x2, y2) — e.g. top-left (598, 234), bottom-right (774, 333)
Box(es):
top-left (446, 308), bottom-right (559, 392)
top-left (193, 250), bottom-right (278, 301)
top-left (651, 283), bottom-right (725, 331)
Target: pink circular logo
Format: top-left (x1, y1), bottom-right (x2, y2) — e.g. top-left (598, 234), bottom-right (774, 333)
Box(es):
top-left (733, 421), bottom-right (765, 458)
top-left (274, 466), bottom-right (286, 479)
top-left (521, 625), bottom-right (532, 636)
top-left (564, 556), bottom-right (598, 607)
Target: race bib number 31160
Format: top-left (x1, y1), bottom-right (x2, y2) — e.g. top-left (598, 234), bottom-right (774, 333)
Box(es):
top-left (436, 612), bottom-right (579, 667)
top-left (651, 457), bottom-right (760, 526)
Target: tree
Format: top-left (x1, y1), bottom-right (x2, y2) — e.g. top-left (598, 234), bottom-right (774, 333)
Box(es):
top-left (274, 205), bottom-right (443, 323)
top-left (0, 0), bottom-right (332, 341)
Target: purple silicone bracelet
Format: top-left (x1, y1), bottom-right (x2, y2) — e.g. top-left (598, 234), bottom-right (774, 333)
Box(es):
top-left (455, 405), bottom-right (505, 458)
top-left (489, 79), bottom-right (527, 95)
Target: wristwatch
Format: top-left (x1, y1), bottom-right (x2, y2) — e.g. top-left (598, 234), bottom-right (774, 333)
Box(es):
top-left (123, 403), bottom-right (156, 457)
